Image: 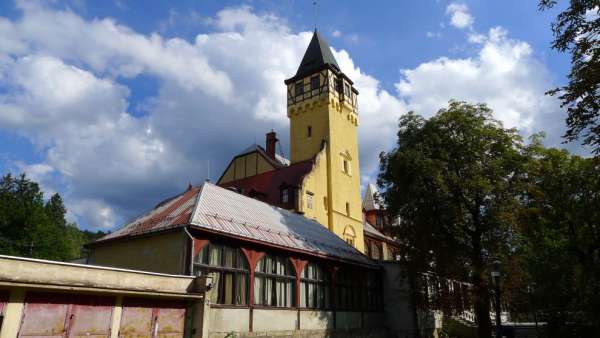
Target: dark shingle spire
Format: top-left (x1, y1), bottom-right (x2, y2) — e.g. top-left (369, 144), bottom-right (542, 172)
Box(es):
top-left (294, 30), bottom-right (339, 79)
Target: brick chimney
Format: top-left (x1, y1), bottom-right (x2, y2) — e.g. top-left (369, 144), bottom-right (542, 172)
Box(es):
top-left (266, 130), bottom-right (278, 159)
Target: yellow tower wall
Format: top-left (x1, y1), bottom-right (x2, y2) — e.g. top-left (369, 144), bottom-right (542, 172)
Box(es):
top-left (287, 69), bottom-right (364, 252)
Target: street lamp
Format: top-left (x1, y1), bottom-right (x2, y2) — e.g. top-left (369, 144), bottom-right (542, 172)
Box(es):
top-left (490, 259), bottom-right (502, 338)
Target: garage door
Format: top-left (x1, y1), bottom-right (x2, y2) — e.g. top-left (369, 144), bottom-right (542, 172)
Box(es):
top-left (18, 292), bottom-right (114, 338)
top-left (120, 298), bottom-right (186, 338)
top-left (0, 290), bottom-right (9, 328)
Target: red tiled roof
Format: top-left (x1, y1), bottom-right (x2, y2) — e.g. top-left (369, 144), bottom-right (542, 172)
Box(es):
top-left (218, 159), bottom-right (314, 207)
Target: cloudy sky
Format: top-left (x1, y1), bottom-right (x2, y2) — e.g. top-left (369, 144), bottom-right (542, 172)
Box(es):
top-left (0, 0), bottom-right (580, 230)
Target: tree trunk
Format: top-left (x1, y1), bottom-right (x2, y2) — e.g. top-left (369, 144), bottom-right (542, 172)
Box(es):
top-left (474, 276), bottom-right (493, 338)
top-left (472, 228), bottom-right (493, 338)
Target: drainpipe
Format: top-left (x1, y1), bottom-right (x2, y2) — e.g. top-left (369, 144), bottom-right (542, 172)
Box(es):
top-left (184, 226), bottom-right (194, 276)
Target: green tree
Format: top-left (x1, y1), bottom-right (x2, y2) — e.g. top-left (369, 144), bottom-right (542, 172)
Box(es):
top-left (520, 140), bottom-right (600, 337)
top-left (378, 101), bottom-right (527, 338)
top-left (0, 173), bottom-right (104, 261)
top-left (539, 1), bottom-right (600, 152)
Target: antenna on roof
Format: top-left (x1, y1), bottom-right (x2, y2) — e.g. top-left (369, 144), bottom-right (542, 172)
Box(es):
top-left (206, 159), bottom-right (211, 182)
top-left (313, 0), bottom-right (318, 31)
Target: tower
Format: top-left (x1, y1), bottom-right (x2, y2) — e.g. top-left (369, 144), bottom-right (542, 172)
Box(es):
top-left (284, 30), bottom-right (364, 251)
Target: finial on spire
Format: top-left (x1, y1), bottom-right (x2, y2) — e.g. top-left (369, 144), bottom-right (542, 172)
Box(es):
top-left (313, 0), bottom-right (318, 31)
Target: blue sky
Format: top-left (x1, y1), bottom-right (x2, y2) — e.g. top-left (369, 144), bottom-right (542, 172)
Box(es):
top-left (0, 0), bottom-right (580, 230)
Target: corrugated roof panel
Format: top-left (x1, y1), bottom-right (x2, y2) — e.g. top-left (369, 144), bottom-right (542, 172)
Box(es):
top-left (190, 183), bottom-right (372, 265)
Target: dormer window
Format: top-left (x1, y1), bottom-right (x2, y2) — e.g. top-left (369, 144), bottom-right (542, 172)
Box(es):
top-left (295, 81), bottom-right (304, 96)
top-left (310, 75), bottom-right (319, 90)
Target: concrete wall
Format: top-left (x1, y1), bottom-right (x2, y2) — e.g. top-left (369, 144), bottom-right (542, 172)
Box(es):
top-left (89, 229), bottom-right (187, 274)
top-left (0, 255), bottom-right (207, 338)
top-left (253, 308), bottom-right (297, 331)
top-left (299, 310), bottom-right (334, 330)
top-left (208, 307), bottom-right (250, 333)
top-left (381, 262), bottom-right (419, 337)
top-left (206, 307), bottom-right (386, 338)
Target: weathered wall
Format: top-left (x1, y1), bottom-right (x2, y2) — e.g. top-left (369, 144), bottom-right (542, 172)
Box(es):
top-left (0, 255), bottom-right (207, 338)
top-left (89, 230), bottom-right (186, 274)
top-left (253, 308), bottom-right (297, 332)
top-left (208, 307), bottom-right (250, 333)
top-left (218, 151), bottom-right (277, 184)
top-left (206, 306), bottom-right (387, 338)
top-left (299, 310), bottom-right (334, 330)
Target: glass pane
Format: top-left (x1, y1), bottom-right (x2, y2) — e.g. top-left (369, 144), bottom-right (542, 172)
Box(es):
top-left (208, 271), bottom-right (220, 304)
top-left (236, 273), bottom-right (248, 305)
top-left (276, 279), bottom-right (284, 307)
top-left (209, 245), bottom-right (221, 266)
top-left (236, 250), bottom-right (248, 270)
top-left (223, 247), bottom-right (234, 268)
top-left (223, 273), bottom-right (234, 304)
top-left (300, 282), bottom-right (306, 308)
top-left (265, 277), bottom-right (273, 306)
top-left (254, 276), bottom-right (263, 305)
top-left (199, 247), bottom-right (206, 264)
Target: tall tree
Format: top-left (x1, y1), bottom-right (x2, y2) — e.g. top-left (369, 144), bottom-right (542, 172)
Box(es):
top-left (378, 101), bottom-right (527, 338)
top-left (521, 139), bottom-right (600, 337)
top-left (0, 173), bottom-right (104, 261)
top-left (539, 1), bottom-right (600, 151)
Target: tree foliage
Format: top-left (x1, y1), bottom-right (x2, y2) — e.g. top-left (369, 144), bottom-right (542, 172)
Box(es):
top-left (378, 101), bottom-right (527, 338)
top-left (0, 173), bottom-right (105, 261)
top-left (520, 141), bottom-right (600, 337)
top-left (539, 0), bottom-right (600, 151)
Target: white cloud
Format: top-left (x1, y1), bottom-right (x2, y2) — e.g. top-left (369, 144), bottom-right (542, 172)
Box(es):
top-left (396, 27), bottom-right (564, 143)
top-left (446, 3), bottom-right (474, 29)
top-left (0, 2), bottom-right (566, 229)
top-left (332, 29), bottom-right (341, 38)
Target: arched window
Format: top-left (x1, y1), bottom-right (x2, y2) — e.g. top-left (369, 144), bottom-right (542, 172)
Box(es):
top-left (193, 243), bottom-right (249, 305)
top-left (254, 254), bottom-right (295, 307)
top-left (343, 225), bottom-right (356, 246)
top-left (300, 262), bottom-right (330, 309)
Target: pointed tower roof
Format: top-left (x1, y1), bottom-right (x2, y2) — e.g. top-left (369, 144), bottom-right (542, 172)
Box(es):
top-left (286, 30), bottom-right (340, 83)
top-left (362, 183), bottom-right (380, 211)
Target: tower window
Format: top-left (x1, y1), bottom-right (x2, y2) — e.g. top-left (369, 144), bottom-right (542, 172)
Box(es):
top-left (295, 81), bottom-right (304, 96)
top-left (335, 78), bottom-right (342, 94)
top-left (307, 194), bottom-right (313, 209)
top-left (282, 188), bottom-right (289, 203)
top-left (323, 196), bottom-right (327, 210)
top-left (343, 159), bottom-right (350, 174)
top-left (345, 202), bottom-right (350, 216)
top-left (310, 75), bottom-right (320, 90)
top-left (307, 126), bottom-right (312, 138)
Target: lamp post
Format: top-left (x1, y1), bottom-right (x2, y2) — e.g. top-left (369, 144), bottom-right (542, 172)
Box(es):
top-left (490, 259), bottom-right (502, 338)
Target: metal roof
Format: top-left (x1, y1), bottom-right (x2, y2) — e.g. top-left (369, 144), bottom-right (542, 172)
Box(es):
top-left (292, 30), bottom-right (340, 80)
top-left (94, 183), bottom-right (373, 266)
top-left (364, 221), bottom-right (396, 243)
top-left (191, 183), bottom-right (373, 265)
top-left (362, 183), bottom-right (380, 211)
